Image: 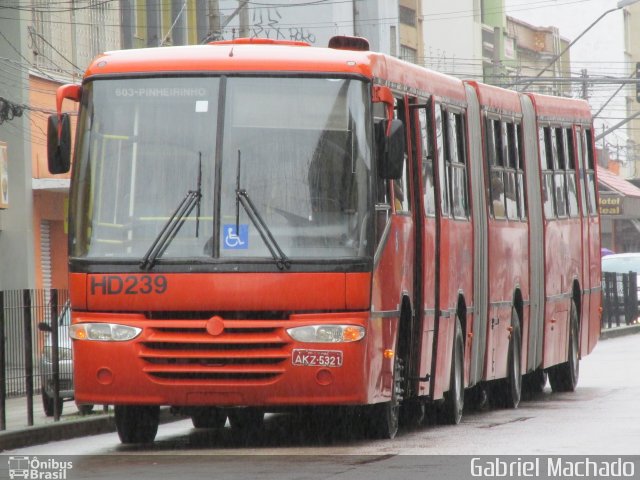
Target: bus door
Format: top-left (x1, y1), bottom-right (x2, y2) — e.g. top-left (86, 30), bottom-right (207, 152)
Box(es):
top-left (430, 101), bottom-right (473, 400)
top-left (574, 125), bottom-right (591, 355)
top-left (409, 99), bottom-right (438, 398)
top-left (392, 96), bottom-right (423, 399)
top-left (577, 126), bottom-right (601, 354)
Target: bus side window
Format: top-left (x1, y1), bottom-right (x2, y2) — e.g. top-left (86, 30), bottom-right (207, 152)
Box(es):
top-left (540, 126), bottom-right (556, 219)
top-left (516, 123), bottom-right (527, 220)
top-left (565, 127), bottom-right (579, 217)
top-left (374, 102), bottom-right (392, 246)
top-left (486, 116), bottom-right (506, 219)
top-left (553, 127), bottom-right (568, 218)
top-left (394, 98), bottom-right (411, 213)
top-left (435, 104), bottom-right (450, 217)
top-left (504, 121), bottom-right (518, 220)
top-left (583, 128), bottom-right (598, 216)
top-left (417, 104), bottom-right (436, 216)
top-left (575, 127), bottom-right (588, 217)
top-left (449, 109), bottom-right (469, 220)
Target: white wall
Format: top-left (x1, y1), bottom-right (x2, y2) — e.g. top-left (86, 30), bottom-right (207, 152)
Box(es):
top-left (0, 2), bottom-right (36, 290)
top-left (422, 0), bottom-right (483, 78)
top-left (218, 0), bottom-right (355, 47)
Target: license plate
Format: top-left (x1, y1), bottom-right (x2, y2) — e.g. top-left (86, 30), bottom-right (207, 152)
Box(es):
top-left (292, 349), bottom-right (343, 367)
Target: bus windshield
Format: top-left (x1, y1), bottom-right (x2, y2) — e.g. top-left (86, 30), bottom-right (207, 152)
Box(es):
top-left (69, 76), bottom-right (373, 264)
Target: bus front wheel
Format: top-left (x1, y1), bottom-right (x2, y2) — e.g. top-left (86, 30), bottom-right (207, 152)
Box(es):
top-left (367, 355), bottom-right (403, 439)
top-left (114, 405), bottom-right (160, 444)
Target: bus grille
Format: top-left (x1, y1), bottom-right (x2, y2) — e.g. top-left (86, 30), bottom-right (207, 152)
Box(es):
top-left (139, 318), bottom-right (290, 384)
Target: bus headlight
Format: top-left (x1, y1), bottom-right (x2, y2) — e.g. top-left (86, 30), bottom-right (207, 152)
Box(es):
top-left (69, 323), bottom-right (142, 342)
top-left (286, 325), bottom-right (365, 343)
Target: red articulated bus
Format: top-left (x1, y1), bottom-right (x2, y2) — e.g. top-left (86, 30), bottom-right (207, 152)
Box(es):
top-left (47, 36), bottom-right (601, 444)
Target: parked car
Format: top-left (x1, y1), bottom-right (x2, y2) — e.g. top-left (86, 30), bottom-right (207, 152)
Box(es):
top-left (601, 252), bottom-right (640, 325)
top-left (602, 252), bottom-right (640, 275)
top-left (38, 302), bottom-right (93, 417)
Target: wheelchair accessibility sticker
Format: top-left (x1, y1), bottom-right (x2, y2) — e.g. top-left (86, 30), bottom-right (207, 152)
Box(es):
top-left (223, 224), bottom-right (248, 249)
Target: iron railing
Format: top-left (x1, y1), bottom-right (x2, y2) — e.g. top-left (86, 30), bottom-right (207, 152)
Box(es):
top-left (0, 289), bottom-right (69, 428)
top-left (601, 271), bottom-right (638, 329)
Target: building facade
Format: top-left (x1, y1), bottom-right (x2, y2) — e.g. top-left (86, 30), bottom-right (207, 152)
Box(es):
top-left (623, 3), bottom-right (640, 177)
top-left (1, 0), bottom-right (426, 292)
top-left (0, 2), bottom-right (35, 291)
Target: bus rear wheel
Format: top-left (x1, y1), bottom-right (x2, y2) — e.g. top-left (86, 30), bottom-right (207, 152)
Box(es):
top-left (191, 407), bottom-right (227, 429)
top-left (496, 308), bottom-right (522, 408)
top-left (441, 317), bottom-right (464, 424)
top-left (227, 408), bottom-right (264, 431)
top-left (549, 300), bottom-right (580, 392)
top-left (522, 368), bottom-right (547, 396)
top-left (114, 405), bottom-right (160, 444)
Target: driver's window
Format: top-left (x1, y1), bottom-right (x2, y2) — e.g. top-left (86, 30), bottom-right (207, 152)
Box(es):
top-left (374, 102), bottom-right (392, 247)
top-left (394, 98), bottom-right (411, 214)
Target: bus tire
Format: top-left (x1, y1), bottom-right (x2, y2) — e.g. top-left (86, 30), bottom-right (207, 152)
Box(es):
top-left (367, 355), bottom-right (403, 439)
top-left (191, 407), bottom-right (227, 429)
top-left (502, 308), bottom-right (522, 408)
top-left (42, 388), bottom-right (63, 418)
top-left (227, 408), bottom-right (264, 431)
top-left (549, 300), bottom-right (580, 392)
top-left (442, 317), bottom-right (464, 425)
top-left (522, 368), bottom-right (547, 397)
top-left (114, 405), bottom-right (160, 444)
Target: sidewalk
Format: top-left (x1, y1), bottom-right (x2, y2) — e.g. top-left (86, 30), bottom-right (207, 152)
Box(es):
top-left (0, 396), bottom-right (117, 451)
top-left (0, 324), bottom-right (638, 452)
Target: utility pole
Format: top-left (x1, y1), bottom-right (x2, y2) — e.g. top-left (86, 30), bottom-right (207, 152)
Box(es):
top-left (581, 69), bottom-right (589, 100)
top-left (239, 1), bottom-right (249, 38)
top-left (208, 0), bottom-right (221, 41)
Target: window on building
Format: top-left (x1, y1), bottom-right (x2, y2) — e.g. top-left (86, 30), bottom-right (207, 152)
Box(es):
top-left (399, 6), bottom-right (417, 26)
top-left (400, 45), bottom-right (417, 64)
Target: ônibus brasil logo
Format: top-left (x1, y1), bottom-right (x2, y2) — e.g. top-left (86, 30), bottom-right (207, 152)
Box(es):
top-left (8, 456), bottom-right (73, 479)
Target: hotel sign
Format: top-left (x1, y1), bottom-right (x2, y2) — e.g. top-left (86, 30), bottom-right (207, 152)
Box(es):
top-left (599, 195), bottom-right (623, 216)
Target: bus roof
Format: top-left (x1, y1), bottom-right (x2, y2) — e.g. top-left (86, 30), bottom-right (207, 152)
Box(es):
top-left (83, 41), bottom-right (467, 103)
top-left (465, 81), bottom-right (522, 115)
top-left (526, 91), bottom-right (592, 122)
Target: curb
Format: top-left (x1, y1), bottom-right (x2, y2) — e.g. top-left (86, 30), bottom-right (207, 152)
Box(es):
top-left (600, 323), bottom-right (640, 340)
top-left (0, 414), bottom-right (115, 451)
top-left (0, 408), bottom-right (175, 452)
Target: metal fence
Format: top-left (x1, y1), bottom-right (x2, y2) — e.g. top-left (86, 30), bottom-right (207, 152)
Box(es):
top-left (0, 289), bottom-right (69, 399)
top-left (601, 272), bottom-right (638, 329)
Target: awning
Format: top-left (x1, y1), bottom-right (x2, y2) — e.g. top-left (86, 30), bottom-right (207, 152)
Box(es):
top-left (597, 167), bottom-right (640, 198)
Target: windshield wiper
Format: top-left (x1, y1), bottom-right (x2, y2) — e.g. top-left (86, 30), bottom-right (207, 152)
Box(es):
top-left (140, 188), bottom-right (202, 270)
top-left (235, 150), bottom-right (290, 270)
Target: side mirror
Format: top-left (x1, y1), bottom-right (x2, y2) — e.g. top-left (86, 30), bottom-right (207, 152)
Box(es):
top-left (47, 83), bottom-right (81, 175)
top-left (47, 113), bottom-right (72, 174)
top-left (377, 119), bottom-right (405, 180)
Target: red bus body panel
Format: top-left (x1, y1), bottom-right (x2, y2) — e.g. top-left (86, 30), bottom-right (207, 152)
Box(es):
top-left (68, 41), bottom-right (601, 414)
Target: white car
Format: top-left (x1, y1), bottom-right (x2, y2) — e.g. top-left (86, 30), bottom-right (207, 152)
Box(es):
top-left (601, 253), bottom-right (640, 325)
